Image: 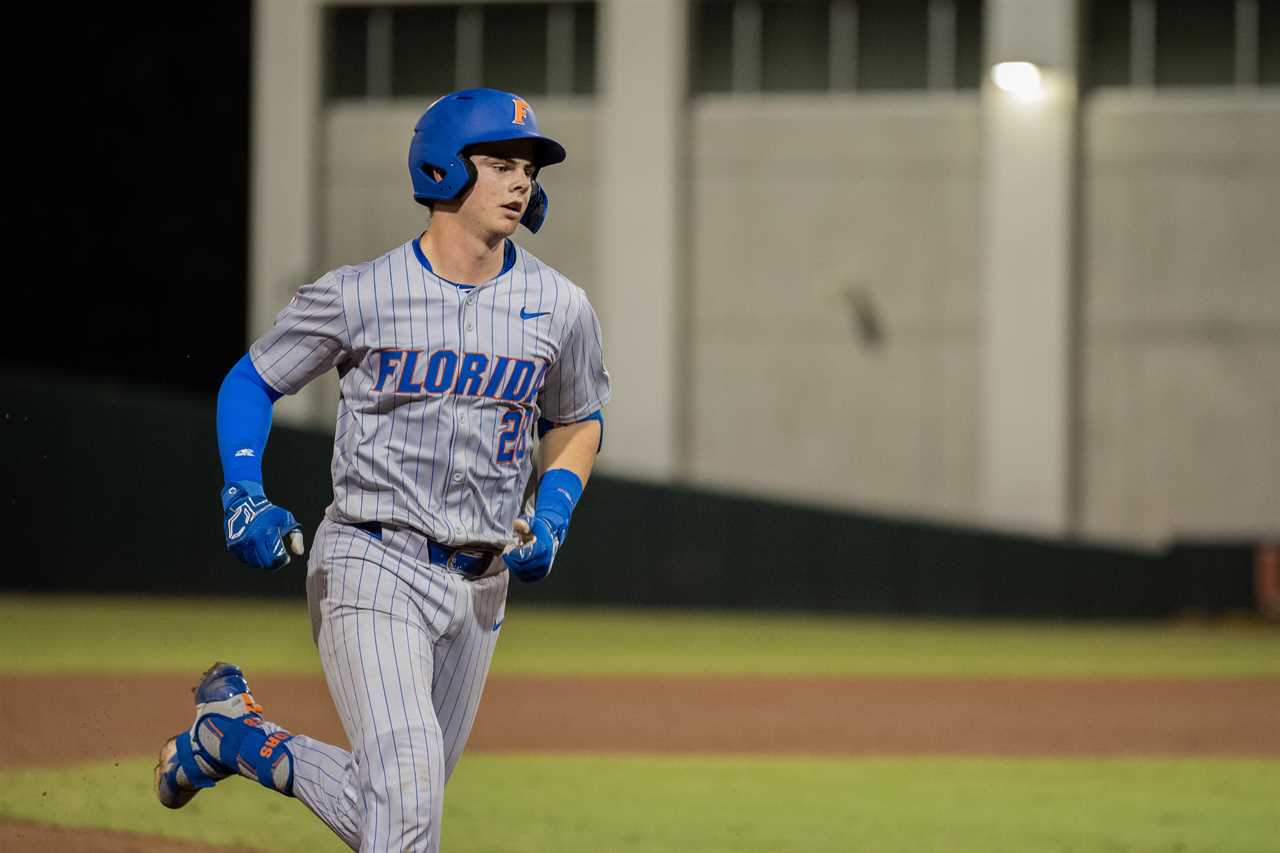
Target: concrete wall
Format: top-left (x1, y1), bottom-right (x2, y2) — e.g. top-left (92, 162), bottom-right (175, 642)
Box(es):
top-left (1080, 92), bottom-right (1280, 541)
top-left (687, 96), bottom-right (982, 520)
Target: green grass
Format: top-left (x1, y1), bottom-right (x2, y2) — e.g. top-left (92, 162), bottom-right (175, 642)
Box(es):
top-left (1, 595), bottom-right (1278, 677)
top-left (0, 596), bottom-right (324, 676)
top-left (490, 607), bottom-right (1280, 678)
top-left (1, 755), bottom-right (1277, 853)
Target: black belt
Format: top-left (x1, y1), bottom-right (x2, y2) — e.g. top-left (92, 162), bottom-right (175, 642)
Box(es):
top-left (354, 521), bottom-right (495, 577)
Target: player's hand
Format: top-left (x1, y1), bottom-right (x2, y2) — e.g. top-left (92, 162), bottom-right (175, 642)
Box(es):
top-left (503, 515), bottom-right (559, 583)
top-left (221, 481), bottom-right (305, 571)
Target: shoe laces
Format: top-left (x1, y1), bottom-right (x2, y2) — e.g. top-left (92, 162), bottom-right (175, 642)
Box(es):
top-left (242, 692), bottom-right (265, 715)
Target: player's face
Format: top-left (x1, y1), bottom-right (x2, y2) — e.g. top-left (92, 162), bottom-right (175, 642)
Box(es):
top-left (458, 140), bottom-right (537, 238)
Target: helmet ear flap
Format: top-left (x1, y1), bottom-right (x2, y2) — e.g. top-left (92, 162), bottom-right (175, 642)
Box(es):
top-left (460, 157), bottom-right (479, 195)
top-left (414, 156), bottom-right (479, 205)
top-left (521, 182), bottom-right (549, 233)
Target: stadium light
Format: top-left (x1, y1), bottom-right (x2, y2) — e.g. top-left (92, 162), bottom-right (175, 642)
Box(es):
top-left (990, 61), bottom-right (1044, 102)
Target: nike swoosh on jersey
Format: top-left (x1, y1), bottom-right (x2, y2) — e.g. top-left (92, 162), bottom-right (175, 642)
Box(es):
top-left (519, 308), bottom-right (550, 320)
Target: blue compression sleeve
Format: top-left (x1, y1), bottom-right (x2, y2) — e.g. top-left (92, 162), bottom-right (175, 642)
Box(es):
top-left (534, 468), bottom-right (584, 542)
top-left (217, 353), bottom-right (282, 483)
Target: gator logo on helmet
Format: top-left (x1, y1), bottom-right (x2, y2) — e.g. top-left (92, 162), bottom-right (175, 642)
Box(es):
top-left (511, 97), bottom-right (531, 125)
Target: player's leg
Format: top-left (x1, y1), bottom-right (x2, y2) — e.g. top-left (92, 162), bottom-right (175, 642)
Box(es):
top-left (432, 568), bottom-right (509, 779)
top-left (282, 519), bottom-right (368, 847)
top-left (285, 730), bottom-right (363, 848)
top-left (152, 519), bottom-right (368, 847)
top-left (298, 519), bottom-right (453, 853)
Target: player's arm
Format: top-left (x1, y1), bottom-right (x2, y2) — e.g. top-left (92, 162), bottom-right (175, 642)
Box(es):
top-left (537, 415), bottom-right (602, 484)
top-left (215, 353), bottom-right (303, 571)
top-left (506, 413), bottom-right (603, 583)
top-left (505, 289), bottom-right (611, 583)
top-left (215, 271), bottom-right (351, 571)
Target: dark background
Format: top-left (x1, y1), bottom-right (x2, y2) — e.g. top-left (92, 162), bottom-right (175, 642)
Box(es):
top-left (3, 3), bottom-right (251, 394)
top-left (0, 2), bottom-right (1261, 616)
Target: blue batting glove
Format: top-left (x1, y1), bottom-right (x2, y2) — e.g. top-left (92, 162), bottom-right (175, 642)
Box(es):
top-left (504, 515), bottom-right (560, 583)
top-left (221, 481), bottom-right (304, 571)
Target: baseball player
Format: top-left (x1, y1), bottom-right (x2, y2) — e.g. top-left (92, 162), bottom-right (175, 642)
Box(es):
top-left (153, 88), bottom-right (610, 853)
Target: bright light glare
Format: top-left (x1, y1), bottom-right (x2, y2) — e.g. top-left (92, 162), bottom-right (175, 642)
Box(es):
top-left (991, 61), bottom-right (1044, 101)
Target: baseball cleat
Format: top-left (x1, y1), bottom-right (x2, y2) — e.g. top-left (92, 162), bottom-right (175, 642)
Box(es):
top-left (154, 661), bottom-right (266, 809)
top-left (153, 735), bottom-right (197, 809)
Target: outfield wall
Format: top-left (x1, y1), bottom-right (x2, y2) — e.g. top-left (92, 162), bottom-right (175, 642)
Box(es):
top-left (1, 370), bottom-right (1254, 617)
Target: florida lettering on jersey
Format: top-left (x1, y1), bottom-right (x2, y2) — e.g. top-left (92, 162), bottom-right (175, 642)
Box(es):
top-left (370, 348), bottom-right (546, 404)
top-left (248, 238), bottom-right (611, 548)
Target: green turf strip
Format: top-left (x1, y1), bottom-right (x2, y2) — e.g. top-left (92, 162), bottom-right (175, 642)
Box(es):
top-left (3, 595), bottom-right (1278, 678)
top-left (0, 755), bottom-right (1276, 853)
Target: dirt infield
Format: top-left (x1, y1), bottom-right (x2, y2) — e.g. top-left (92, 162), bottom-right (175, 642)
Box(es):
top-left (0, 819), bottom-right (248, 852)
top-left (3, 672), bottom-right (1279, 769)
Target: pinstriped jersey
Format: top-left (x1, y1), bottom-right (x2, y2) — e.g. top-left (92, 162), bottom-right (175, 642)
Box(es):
top-left (249, 237), bottom-right (612, 549)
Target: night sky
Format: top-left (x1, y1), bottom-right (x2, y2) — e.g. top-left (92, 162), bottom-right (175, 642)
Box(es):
top-left (4, 3), bottom-right (251, 395)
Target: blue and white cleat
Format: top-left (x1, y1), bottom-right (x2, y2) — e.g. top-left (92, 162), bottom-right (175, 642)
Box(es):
top-left (154, 661), bottom-right (267, 809)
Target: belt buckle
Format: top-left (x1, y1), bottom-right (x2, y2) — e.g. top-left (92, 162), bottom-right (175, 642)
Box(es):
top-left (453, 548), bottom-right (489, 577)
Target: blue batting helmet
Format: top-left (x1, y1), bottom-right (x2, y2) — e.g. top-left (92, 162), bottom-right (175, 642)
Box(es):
top-left (408, 88), bottom-right (566, 234)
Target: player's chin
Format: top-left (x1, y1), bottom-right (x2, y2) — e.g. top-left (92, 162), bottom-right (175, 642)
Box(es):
top-left (491, 211), bottom-right (522, 237)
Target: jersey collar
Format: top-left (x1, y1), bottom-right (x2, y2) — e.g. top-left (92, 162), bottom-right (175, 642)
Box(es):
top-left (412, 235), bottom-right (516, 289)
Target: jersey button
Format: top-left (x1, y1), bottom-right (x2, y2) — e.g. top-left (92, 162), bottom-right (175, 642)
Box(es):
top-left (451, 472), bottom-right (463, 483)
top-left (465, 323), bottom-right (474, 331)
